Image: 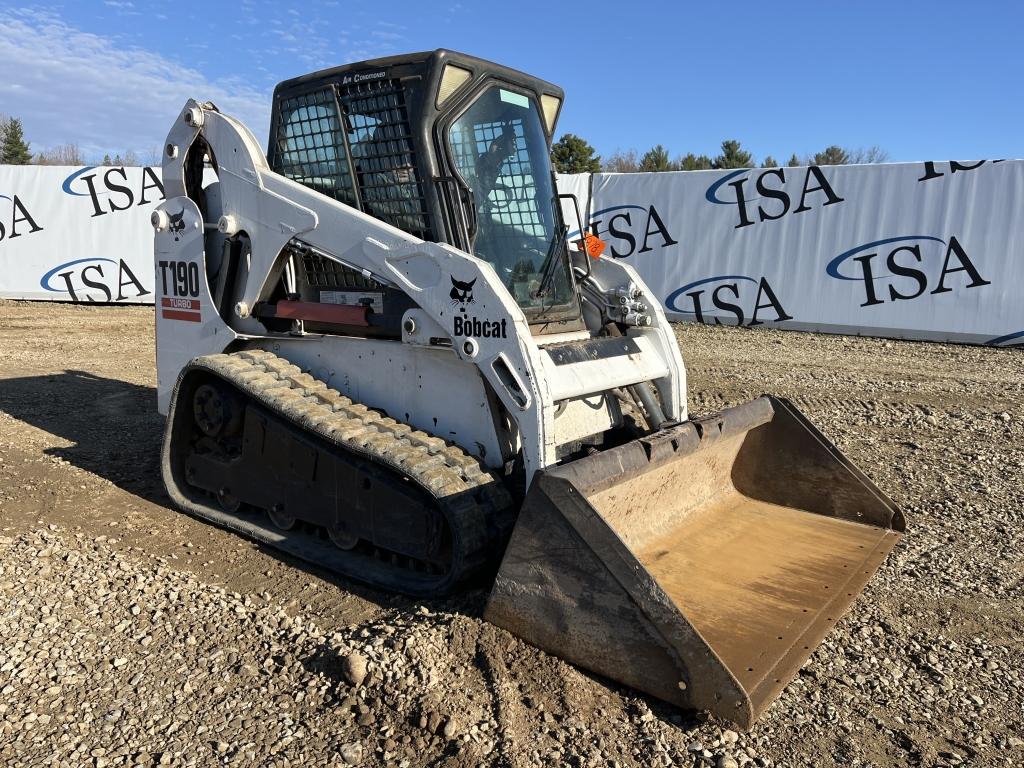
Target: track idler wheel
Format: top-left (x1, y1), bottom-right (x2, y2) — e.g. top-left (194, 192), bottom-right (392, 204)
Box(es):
top-left (217, 487), bottom-right (241, 512)
top-left (193, 383), bottom-right (242, 438)
top-left (328, 523), bottom-right (359, 551)
top-left (268, 504), bottom-right (296, 531)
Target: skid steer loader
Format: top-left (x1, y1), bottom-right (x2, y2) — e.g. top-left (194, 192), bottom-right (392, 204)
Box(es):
top-left (152, 49), bottom-right (904, 728)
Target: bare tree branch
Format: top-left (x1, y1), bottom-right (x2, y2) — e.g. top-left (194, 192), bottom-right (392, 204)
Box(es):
top-left (603, 148), bottom-right (639, 173)
top-left (34, 143), bottom-right (84, 165)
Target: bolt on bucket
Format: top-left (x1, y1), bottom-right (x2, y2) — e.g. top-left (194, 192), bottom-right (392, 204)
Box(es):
top-left (484, 396), bottom-right (904, 729)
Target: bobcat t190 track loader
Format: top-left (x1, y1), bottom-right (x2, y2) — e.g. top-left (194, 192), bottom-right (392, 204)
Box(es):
top-left (152, 49), bottom-right (904, 728)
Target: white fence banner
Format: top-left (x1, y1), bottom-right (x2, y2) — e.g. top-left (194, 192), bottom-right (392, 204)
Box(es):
top-left (581, 161), bottom-right (1024, 347)
top-left (555, 172), bottom-right (591, 238)
top-left (0, 165), bottom-right (163, 303)
top-left (1, 161), bottom-right (1022, 346)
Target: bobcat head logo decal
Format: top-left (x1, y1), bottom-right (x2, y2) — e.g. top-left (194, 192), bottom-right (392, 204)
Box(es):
top-left (450, 276), bottom-right (476, 313)
top-left (448, 275), bottom-right (507, 339)
top-left (168, 209), bottom-right (186, 240)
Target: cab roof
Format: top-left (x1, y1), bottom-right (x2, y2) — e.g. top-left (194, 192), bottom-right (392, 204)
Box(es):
top-left (273, 48), bottom-right (563, 102)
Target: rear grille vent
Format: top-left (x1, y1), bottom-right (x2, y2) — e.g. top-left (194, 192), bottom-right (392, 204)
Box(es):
top-left (298, 249), bottom-right (381, 291)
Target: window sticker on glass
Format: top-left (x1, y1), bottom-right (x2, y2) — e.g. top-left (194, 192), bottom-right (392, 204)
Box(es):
top-left (499, 89), bottom-right (529, 108)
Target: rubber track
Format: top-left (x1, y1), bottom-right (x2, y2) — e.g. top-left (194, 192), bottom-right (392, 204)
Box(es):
top-left (161, 349), bottom-right (515, 596)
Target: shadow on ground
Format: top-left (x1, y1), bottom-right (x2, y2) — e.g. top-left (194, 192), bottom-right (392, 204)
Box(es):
top-left (0, 369), bottom-right (474, 613)
top-left (0, 370), bottom-right (166, 503)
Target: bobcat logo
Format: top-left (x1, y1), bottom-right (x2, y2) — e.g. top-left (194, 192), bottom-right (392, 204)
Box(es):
top-left (168, 209), bottom-right (186, 241)
top-left (450, 276), bottom-right (476, 313)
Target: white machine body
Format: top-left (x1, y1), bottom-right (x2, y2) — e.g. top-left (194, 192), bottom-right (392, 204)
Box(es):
top-left (154, 100), bottom-right (686, 484)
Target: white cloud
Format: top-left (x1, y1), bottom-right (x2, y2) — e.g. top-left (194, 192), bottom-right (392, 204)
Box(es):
top-left (0, 8), bottom-right (271, 161)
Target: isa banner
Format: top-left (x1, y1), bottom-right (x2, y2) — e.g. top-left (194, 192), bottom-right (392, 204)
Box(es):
top-left (555, 172), bottom-right (591, 239)
top-left (584, 160), bottom-right (1024, 346)
top-left (2, 162), bottom-right (1022, 346)
top-left (0, 165), bottom-right (163, 303)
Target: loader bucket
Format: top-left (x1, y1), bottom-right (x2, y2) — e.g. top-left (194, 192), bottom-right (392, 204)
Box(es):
top-left (484, 396), bottom-right (904, 729)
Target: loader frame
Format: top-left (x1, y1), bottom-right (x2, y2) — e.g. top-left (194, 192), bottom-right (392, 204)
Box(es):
top-left (154, 100), bottom-right (686, 483)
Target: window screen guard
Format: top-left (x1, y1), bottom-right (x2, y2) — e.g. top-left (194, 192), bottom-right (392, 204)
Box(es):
top-left (273, 80), bottom-right (433, 242)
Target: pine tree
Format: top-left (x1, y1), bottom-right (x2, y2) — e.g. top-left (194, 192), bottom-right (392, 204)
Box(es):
top-left (102, 154), bottom-right (113, 166)
top-left (713, 139), bottom-right (753, 169)
top-left (761, 155), bottom-right (779, 168)
top-left (812, 145), bottom-right (849, 166)
top-left (1, 118), bottom-right (33, 165)
top-left (678, 153), bottom-right (713, 171)
top-left (639, 144), bottom-right (675, 172)
top-left (787, 153), bottom-right (802, 167)
top-left (551, 133), bottom-right (601, 173)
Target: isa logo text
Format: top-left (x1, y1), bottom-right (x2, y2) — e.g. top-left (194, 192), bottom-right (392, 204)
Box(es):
top-left (705, 166), bottom-right (844, 230)
top-left (665, 274), bottom-right (792, 327)
top-left (40, 258), bottom-right (150, 302)
top-left (572, 204), bottom-right (678, 259)
top-left (826, 235), bottom-right (989, 308)
top-left (0, 193), bottom-right (44, 242)
top-left (62, 166), bottom-right (164, 218)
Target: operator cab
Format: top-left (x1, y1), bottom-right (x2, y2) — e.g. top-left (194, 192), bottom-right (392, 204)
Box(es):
top-left (266, 49), bottom-right (583, 335)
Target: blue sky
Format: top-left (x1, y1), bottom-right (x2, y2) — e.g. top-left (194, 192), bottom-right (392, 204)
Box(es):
top-left (1, 1), bottom-right (1021, 164)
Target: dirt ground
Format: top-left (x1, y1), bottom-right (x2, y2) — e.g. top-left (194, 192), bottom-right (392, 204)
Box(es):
top-left (0, 300), bottom-right (1022, 768)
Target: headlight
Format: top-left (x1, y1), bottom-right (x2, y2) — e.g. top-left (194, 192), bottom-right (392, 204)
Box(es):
top-left (437, 64), bottom-right (473, 108)
top-left (540, 94), bottom-right (561, 134)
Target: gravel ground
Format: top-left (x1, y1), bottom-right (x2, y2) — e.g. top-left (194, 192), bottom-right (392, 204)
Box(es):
top-left (0, 300), bottom-right (1022, 768)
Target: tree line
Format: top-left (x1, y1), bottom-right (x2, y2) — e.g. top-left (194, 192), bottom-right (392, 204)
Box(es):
top-left (3, 112), bottom-right (889, 172)
top-left (552, 134), bottom-right (889, 173)
top-left (0, 114), bottom-right (149, 166)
